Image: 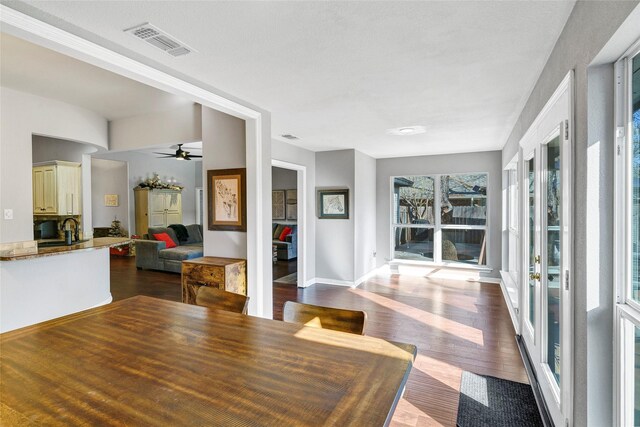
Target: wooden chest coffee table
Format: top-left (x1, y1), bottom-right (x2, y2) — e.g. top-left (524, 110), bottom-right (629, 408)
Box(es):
top-left (181, 256), bottom-right (247, 304)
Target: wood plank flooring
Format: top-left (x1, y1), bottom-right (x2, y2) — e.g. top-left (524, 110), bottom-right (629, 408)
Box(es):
top-left (109, 256), bottom-right (526, 427)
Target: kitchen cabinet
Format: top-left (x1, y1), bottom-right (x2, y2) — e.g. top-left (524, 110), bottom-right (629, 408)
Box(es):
top-left (33, 161), bottom-right (81, 215)
top-left (134, 188), bottom-right (182, 235)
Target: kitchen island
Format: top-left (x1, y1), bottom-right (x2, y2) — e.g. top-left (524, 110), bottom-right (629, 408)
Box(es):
top-left (0, 237), bottom-right (130, 333)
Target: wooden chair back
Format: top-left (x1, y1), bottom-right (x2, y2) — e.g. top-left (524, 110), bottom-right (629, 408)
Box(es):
top-left (282, 301), bottom-right (366, 335)
top-left (195, 286), bottom-right (249, 314)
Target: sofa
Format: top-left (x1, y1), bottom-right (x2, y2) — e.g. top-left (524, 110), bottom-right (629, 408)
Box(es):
top-left (135, 224), bottom-right (203, 273)
top-left (272, 223), bottom-right (297, 260)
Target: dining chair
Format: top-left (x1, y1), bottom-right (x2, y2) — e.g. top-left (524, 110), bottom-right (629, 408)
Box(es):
top-left (195, 286), bottom-right (250, 314)
top-left (282, 301), bottom-right (366, 335)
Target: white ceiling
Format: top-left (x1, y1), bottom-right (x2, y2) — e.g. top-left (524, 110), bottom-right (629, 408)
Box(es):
top-left (3, 1), bottom-right (576, 158)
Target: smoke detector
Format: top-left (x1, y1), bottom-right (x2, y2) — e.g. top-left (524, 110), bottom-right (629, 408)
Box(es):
top-left (124, 23), bottom-right (195, 57)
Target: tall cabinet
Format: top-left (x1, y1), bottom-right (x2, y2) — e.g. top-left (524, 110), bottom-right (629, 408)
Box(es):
top-left (134, 188), bottom-right (182, 236)
top-left (33, 161), bottom-right (82, 215)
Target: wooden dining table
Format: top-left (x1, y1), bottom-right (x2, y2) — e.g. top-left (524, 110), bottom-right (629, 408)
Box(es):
top-left (0, 296), bottom-right (416, 426)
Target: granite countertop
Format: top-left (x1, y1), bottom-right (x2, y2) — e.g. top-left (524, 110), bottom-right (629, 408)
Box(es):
top-left (0, 238), bottom-right (131, 261)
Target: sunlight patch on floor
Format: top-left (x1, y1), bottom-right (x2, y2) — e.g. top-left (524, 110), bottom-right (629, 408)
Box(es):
top-left (349, 288), bottom-right (485, 346)
top-left (391, 399), bottom-right (451, 427)
top-left (413, 354), bottom-right (462, 390)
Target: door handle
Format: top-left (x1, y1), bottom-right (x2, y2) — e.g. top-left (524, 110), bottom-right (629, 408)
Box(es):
top-left (529, 272), bottom-right (540, 281)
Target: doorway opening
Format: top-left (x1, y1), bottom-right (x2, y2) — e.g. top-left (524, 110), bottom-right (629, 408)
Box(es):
top-left (271, 160), bottom-right (306, 290)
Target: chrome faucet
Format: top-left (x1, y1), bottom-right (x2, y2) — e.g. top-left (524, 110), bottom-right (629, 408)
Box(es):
top-left (61, 217), bottom-right (80, 242)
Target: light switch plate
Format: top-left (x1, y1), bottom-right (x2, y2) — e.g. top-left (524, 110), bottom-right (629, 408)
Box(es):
top-left (4, 209), bottom-right (13, 220)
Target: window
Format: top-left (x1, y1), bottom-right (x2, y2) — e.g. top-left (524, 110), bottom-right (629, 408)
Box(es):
top-left (392, 173), bottom-right (488, 265)
top-left (615, 44), bottom-right (640, 426)
top-left (505, 159), bottom-right (519, 284)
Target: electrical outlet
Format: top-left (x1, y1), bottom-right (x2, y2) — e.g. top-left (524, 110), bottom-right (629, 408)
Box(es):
top-left (3, 209), bottom-right (13, 220)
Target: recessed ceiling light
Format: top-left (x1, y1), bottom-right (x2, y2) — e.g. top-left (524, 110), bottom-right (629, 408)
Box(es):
top-left (387, 126), bottom-right (426, 136)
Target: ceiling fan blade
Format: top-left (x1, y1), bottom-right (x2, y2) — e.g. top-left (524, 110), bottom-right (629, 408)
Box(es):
top-left (153, 152), bottom-right (174, 156)
top-left (186, 154), bottom-right (202, 158)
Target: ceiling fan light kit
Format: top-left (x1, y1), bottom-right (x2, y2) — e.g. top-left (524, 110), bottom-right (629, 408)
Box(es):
top-left (154, 143), bottom-right (202, 160)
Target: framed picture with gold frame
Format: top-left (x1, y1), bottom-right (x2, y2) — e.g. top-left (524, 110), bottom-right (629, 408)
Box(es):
top-left (207, 168), bottom-right (246, 232)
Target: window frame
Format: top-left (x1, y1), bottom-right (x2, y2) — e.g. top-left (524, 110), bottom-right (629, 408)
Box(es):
top-left (390, 172), bottom-right (490, 268)
top-left (614, 40), bottom-right (640, 427)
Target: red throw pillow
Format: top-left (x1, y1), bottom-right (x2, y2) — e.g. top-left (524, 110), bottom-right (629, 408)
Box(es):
top-left (153, 232), bottom-right (177, 249)
top-left (279, 226), bottom-right (292, 242)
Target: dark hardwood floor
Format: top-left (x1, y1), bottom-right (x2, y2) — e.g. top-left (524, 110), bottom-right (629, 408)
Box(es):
top-left (273, 258), bottom-right (297, 280)
top-left (109, 256), bottom-right (526, 427)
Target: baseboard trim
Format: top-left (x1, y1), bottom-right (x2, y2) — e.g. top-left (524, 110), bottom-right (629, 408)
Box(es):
top-left (516, 335), bottom-right (554, 427)
top-left (499, 280), bottom-right (520, 334)
top-left (313, 277), bottom-right (356, 287)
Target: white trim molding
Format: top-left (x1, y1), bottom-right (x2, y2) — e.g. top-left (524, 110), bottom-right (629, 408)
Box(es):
top-left (272, 159), bottom-right (307, 290)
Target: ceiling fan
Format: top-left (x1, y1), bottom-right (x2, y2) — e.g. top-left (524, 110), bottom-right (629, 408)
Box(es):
top-left (154, 144), bottom-right (202, 161)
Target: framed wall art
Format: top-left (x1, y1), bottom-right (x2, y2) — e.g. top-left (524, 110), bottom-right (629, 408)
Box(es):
top-left (272, 190), bottom-right (286, 220)
top-left (317, 189), bottom-right (349, 219)
top-left (104, 194), bottom-right (119, 207)
top-left (207, 168), bottom-right (246, 232)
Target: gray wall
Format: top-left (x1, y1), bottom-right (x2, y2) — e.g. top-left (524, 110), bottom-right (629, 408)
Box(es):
top-left (272, 139), bottom-right (317, 283)
top-left (376, 151), bottom-right (502, 278)
top-left (201, 106), bottom-right (246, 259)
top-left (354, 151), bottom-right (377, 280)
top-left (316, 150), bottom-right (355, 282)
top-left (499, 2), bottom-right (640, 425)
top-left (92, 151), bottom-right (198, 233)
top-left (272, 166), bottom-right (297, 191)
top-left (32, 136), bottom-right (93, 163)
top-left (91, 158), bottom-right (129, 232)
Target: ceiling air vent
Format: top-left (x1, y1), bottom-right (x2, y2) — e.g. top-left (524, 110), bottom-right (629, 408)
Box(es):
top-left (124, 23), bottom-right (195, 57)
top-left (281, 134), bottom-right (299, 140)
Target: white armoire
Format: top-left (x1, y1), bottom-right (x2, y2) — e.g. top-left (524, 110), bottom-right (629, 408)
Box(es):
top-left (134, 188), bottom-right (182, 236)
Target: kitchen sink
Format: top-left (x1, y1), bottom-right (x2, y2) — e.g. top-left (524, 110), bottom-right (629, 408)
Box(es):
top-left (38, 239), bottom-right (90, 248)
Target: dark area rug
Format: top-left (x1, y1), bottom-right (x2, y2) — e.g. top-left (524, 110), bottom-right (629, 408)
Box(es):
top-left (456, 371), bottom-right (543, 427)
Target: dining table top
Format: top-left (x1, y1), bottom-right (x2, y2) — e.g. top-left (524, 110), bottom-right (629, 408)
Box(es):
top-left (0, 295), bottom-right (416, 426)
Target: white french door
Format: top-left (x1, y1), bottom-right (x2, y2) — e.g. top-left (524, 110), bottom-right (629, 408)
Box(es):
top-left (520, 72), bottom-right (573, 427)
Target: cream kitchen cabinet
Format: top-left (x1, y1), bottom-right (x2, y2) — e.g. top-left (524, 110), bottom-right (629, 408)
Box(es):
top-left (134, 188), bottom-right (182, 235)
top-left (33, 161), bottom-right (82, 215)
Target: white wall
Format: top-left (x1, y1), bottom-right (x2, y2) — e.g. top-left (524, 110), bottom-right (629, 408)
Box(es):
top-left (109, 104), bottom-right (201, 152)
top-left (271, 139), bottom-right (316, 283)
top-left (92, 151), bottom-right (198, 233)
top-left (376, 151), bottom-right (502, 279)
top-left (0, 87), bottom-right (107, 243)
top-left (91, 158), bottom-right (129, 232)
top-left (315, 150), bottom-right (355, 283)
top-left (354, 151), bottom-right (377, 281)
top-left (201, 106), bottom-right (246, 259)
top-left (499, 2), bottom-right (640, 424)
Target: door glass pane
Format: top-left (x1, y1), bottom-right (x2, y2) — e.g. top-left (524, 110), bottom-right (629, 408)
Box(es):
top-left (528, 158), bottom-right (536, 328)
top-left (441, 174), bottom-right (487, 225)
top-left (393, 226), bottom-right (434, 261)
top-left (632, 54), bottom-right (640, 303)
top-left (546, 136), bottom-right (561, 385)
top-left (394, 176), bottom-right (435, 225)
top-left (441, 229), bottom-right (486, 265)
